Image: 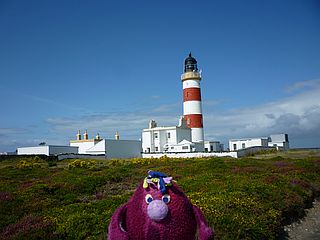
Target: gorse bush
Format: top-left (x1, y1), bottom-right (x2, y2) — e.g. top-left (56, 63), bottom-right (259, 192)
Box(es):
top-left (131, 157), bottom-right (152, 165)
top-left (16, 159), bottom-right (41, 169)
top-left (15, 156), bottom-right (48, 169)
top-left (16, 160), bottom-right (35, 169)
top-left (68, 159), bottom-right (96, 169)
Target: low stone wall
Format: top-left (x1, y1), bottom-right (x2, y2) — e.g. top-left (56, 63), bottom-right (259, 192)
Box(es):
top-left (57, 154), bottom-right (106, 160)
top-left (236, 146), bottom-right (276, 157)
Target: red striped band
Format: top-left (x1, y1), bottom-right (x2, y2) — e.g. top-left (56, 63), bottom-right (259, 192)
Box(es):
top-left (184, 114), bottom-right (203, 128)
top-left (183, 88), bottom-right (201, 102)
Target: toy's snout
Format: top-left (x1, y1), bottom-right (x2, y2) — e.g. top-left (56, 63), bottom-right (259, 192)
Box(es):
top-left (147, 200), bottom-right (168, 221)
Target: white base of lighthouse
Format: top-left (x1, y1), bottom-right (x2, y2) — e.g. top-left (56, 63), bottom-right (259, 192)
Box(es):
top-left (191, 128), bottom-right (204, 142)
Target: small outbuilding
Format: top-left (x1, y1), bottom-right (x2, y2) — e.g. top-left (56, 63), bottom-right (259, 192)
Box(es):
top-left (229, 137), bottom-right (269, 151)
top-left (17, 145), bottom-right (78, 156)
top-left (229, 133), bottom-right (290, 151)
top-left (268, 134), bottom-right (289, 150)
top-left (204, 141), bottom-right (224, 152)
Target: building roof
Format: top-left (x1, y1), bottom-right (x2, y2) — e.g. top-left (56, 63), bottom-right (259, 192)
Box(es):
top-left (229, 137), bottom-right (269, 141)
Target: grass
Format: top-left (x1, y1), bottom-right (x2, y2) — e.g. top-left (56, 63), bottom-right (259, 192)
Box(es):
top-left (0, 151), bottom-right (320, 239)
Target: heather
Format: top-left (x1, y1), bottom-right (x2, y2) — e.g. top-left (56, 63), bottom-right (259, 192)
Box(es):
top-left (0, 150), bottom-right (320, 239)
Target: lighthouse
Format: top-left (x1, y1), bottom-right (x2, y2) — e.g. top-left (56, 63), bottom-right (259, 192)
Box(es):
top-left (181, 53), bottom-right (204, 142)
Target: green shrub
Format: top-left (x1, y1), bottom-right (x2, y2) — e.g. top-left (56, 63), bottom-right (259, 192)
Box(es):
top-left (46, 195), bottom-right (129, 239)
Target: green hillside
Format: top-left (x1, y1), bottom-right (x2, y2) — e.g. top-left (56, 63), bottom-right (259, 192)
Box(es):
top-left (1, 150), bottom-right (320, 239)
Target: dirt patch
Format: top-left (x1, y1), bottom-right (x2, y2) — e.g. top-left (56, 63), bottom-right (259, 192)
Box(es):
top-left (284, 199), bottom-right (320, 239)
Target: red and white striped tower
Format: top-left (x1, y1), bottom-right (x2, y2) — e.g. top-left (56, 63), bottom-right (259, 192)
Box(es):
top-left (181, 53), bottom-right (204, 142)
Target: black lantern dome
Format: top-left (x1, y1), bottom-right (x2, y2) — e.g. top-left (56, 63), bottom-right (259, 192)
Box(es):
top-left (184, 52), bottom-right (198, 73)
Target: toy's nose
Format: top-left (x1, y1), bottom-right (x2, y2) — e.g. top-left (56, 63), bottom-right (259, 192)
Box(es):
top-left (147, 200), bottom-right (168, 221)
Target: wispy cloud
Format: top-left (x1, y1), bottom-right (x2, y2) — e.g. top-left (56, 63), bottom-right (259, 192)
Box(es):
top-left (46, 110), bottom-right (180, 140)
top-left (0, 128), bottom-right (29, 136)
top-left (0, 128), bottom-right (35, 152)
top-left (285, 79), bottom-right (320, 93)
top-left (0, 85), bottom-right (86, 112)
top-left (203, 99), bottom-right (222, 107)
top-left (21, 93), bottom-right (85, 111)
top-left (204, 80), bottom-right (320, 147)
top-left (152, 102), bottom-right (180, 113)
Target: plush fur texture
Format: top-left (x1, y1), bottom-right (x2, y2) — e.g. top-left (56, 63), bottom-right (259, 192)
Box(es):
top-left (108, 180), bottom-right (214, 240)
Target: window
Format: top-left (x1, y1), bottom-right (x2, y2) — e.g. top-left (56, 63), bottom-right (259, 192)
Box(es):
top-left (171, 147), bottom-right (174, 149)
top-left (242, 143), bottom-right (245, 149)
top-left (187, 118), bottom-right (191, 125)
top-left (182, 146), bottom-right (189, 150)
top-left (233, 144), bottom-right (237, 150)
top-left (154, 133), bottom-right (158, 139)
top-left (167, 132), bottom-right (171, 138)
top-left (155, 147), bottom-right (158, 151)
top-left (210, 146), bottom-right (214, 151)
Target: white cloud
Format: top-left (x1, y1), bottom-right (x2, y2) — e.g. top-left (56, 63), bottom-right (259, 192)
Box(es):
top-left (204, 80), bottom-right (320, 147)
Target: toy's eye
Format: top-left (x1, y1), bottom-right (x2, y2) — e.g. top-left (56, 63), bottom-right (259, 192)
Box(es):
top-left (162, 194), bottom-right (171, 204)
top-left (145, 194), bottom-right (153, 204)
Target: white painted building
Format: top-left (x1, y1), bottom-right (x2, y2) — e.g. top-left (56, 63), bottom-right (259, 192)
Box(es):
top-left (69, 130), bottom-right (102, 154)
top-left (69, 130), bottom-right (142, 158)
top-left (268, 134), bottom-right (289, 150)
top-left (229, 137), bottom-right (269, 151)
top-left (17, 145), bottom-right (78, 156)
top-left (142, 117), bottom-right (198, 153)
top-left (229, 134), bottom-right (290, 151)
top-left (204, 141), bottom-right (224, 152)
top-left (85, 139), bottom-right (142, 158)
top-left (70, 138), bottom-right (103, 154)
top-left (163, 139), bottom-right (205, 153)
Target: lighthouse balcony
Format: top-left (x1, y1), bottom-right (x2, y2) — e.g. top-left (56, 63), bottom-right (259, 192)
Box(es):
top-left (181, 71), bottom-right (201, 81)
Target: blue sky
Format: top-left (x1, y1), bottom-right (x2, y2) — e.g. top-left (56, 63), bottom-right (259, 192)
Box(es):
top-left (0, 0), bottom-right (320, 152)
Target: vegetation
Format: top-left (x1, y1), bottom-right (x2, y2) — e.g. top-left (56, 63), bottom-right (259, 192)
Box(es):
top-left (0, 150), bottom-right (320, 239)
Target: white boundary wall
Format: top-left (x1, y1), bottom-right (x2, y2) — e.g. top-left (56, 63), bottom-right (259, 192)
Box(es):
top-left (142, 151), bottom-right (238, 158)
top-left (142, 146), bottom-right (276, 159)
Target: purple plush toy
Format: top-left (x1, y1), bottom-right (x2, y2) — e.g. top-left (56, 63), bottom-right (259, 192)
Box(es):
top-left (108, 171), bottom-right (214, 240)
